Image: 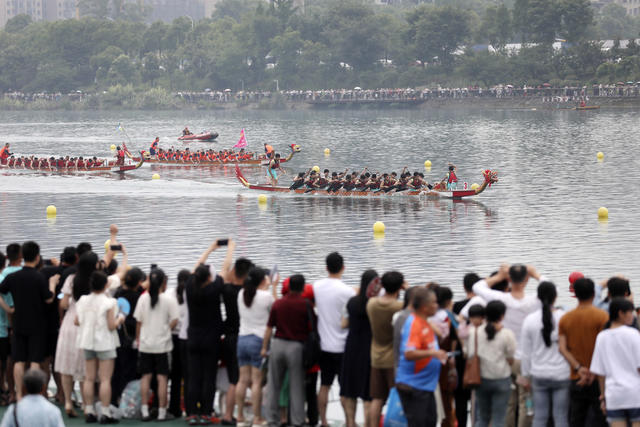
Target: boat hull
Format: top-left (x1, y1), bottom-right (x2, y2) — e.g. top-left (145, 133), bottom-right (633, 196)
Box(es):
top-left (1, 156), bottom-right (145, 173)
top-left (178, 132), bottom-right (219, 141)
top-left (235, 165), bottom-right (483, 199)
top-left (575, 106), bottom-right (600, 110)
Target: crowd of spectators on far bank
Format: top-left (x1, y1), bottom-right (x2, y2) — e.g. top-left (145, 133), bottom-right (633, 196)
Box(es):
top-left (0, 229), bottom-right (640, 427)
top-left (4, 83), bottom-right (640, 107)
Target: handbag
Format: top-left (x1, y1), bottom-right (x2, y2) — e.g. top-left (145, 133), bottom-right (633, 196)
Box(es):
top-left (303, 301), bottom-right (321, 370)
top-left (462, 326), bottom-right (482, 388)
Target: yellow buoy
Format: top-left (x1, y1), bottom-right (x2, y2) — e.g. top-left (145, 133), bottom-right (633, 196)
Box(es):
top-left (324, 148), bottom-right (331, 155)
top-left (46, 205), bottom-right (57, 216)
top-left (424, 160), bottom-right (432, 168)
top-left (152, 173), bottom-right (160, 180)
top-left (471, 183), bottom-right (480, 190)
top-left (597, 152), bottom-right (604, 160)
top-left (373, 221), bottom-right (385, 233)
top-left (110, 144), bottom-right (117, 151)
top-left (258, 194), bottom-right (268, 203)
top-left (597, 207), bottom-right (608, 219)
top-left (312, 166), bottom-right (320, 173)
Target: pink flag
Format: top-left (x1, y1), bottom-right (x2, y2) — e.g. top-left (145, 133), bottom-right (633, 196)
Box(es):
top-left (234, 129), bottom-right (247, 148)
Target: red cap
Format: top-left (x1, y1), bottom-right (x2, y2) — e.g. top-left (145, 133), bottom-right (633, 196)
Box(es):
top-left (281, 277), bottom-right (315, 302)
top-left (568, 271), bottom-right (584, 294)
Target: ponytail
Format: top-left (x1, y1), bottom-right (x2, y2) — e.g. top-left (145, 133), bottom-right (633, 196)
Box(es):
top-left (538, 281), bottom-right (557, 347)
top-left (148, 268), bottom-right (166, 309)
top-left (243, 267), bottom-right (267, 308)
top-left (176, 269), bottom-right (190, 305)
top-left (484, 300), bottom-right (506, 341)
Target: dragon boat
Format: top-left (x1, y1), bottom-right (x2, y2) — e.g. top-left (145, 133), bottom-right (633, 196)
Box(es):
top-left (131, 144), bottom-right (301, 167)
top-left (235, 165), bottom-right (498, 199)
top-left (0, 154), bottom-right (145, 173)
top-left (178, 132), bottom-right (218, 141)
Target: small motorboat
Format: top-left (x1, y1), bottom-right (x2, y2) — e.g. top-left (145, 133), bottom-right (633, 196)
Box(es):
top-left (178, 132), bottom-right (219, 141)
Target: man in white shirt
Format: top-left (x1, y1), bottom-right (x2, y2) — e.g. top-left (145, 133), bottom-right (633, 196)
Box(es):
top-left (313, 252), bottom-right (355, 427)
top-left (473, 264), bottom-right (546, 427)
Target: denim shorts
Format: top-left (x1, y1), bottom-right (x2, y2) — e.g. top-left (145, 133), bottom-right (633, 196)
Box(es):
top-left (237, 335), bottom-right (263, 368)
top-left (607, 407), bottom-right (640, 422)
top-left (84, 349), bottom-right (117, 360)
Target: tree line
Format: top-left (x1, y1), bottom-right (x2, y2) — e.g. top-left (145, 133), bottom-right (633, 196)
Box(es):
top-left (2, 0), bottom-right (640, 95)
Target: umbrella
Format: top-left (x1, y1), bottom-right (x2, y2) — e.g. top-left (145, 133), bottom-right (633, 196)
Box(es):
top-left (542, 83), bottom-right (551, 87)
top-left (354, 86), bottom-right (362, 90)
top-left (224, 88), bottom-right (232, 92)
top-left (626, 81), bottom-right (634, 84)
top-left (616, 82), bottom-right (625, 85)
top-left (506, 84), bottom-right (514, 88)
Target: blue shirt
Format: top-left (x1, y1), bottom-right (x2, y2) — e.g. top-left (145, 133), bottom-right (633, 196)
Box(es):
top-left (0, 267), bottom-right (19, 338)
top-left (0, 394), bottom-right (64, 427)
top-left (395, 314), bottom-right (441, 392)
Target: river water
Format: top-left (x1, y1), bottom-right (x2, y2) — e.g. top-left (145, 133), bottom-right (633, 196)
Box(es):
top-left (0, 108), bottom-right (638, 304)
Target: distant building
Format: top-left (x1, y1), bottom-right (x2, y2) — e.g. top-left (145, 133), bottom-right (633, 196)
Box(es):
top-left (593, 0), bottom-right (640, 15)
top-left (145, 0), bottom-right (205, 22)
top-left (0, 0), bottom-right (75, 26)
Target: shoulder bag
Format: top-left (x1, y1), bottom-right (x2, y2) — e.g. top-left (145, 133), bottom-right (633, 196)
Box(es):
top-left (462, 326), bottom-right (482, 388)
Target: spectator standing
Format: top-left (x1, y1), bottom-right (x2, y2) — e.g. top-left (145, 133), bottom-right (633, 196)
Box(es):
top-left (219, 241), bottom-right (253, 425)
top-left (134, 268), bottom-right (179, 422)
top-left (468, 300), bottom-right (515, 427)
top-left (341, 269), bottom-right (378, 427)
top-left (261, 274), bottom-right (311, 427)
top-left (236, 267), bottom-right (275, 427)
top-left (0, 369), bottom-right (64, 427)
top-left (313, 252), bottom-right (355, 426)
top-left (166, 269), bottom-right (191, 418)
top-left (366, 271), bottom-right (403, 427)
top-left (473, 265), bottom-right (546, 427)
top-left (111, 267), bottom-right (145, 407)
top-left (452, 273), bottom-right (480, 427)
top-left (558, 278), bottom-right (609, 427)
top-left (395, 288), bottom-right (447, 427)
top-left (590, 298), bottom-right (640, 427)
top-left (55, 251), bottom-right (98, 417)
top-left (520, 282), bottom-right (570, 427)
top-left (75, 271), bottom-right (123, 424)
top-left (393, 288), bottom-right (417, 370)
top-left (0, 244), bottom-right (21, 404)
top-left (0, 241), bottom-right (56, 400)
top-left (185, 241), bottom-right (229, 425)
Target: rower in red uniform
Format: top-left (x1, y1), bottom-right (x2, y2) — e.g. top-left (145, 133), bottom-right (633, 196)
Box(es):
top-left (0, 143), bottom-right (11, 161)
top-left (446, 164), bottom-right (458, 190)
top-left (149, 137), bottom-right (160, 157)
top-left (116, 146), bottom-right (125, 166)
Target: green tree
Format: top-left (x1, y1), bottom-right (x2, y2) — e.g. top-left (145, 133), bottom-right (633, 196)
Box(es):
top-left (142, 53), bottom-right (162, 85)
top-left (212, 0), bottom-right (262, 21)
top-left (407, 5), bottom-right (471, 68)
top-left (478, 5), bottom-right (512, 49)
top-left (559, 0), bottom-right (594, 43)
top-left (271, 30), bottom-right (304, 85)
top-left (108, 54), bottom-right (138, 85)
top-left (4, 14), bottom-right (32, 33)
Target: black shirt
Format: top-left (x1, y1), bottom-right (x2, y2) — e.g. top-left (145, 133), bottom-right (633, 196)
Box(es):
top-left (114, 286), bottom-right (142, 347)
top-left (187, 275), bottom-right (223, 348)
top-left (222, 283), bottom-right (241, 336)
top-left (40, 265), bottom-right (67, 331)
top-left (453, 298), bottom-right (470, 315)
top-left (0, 267), bottom-right (52, 335)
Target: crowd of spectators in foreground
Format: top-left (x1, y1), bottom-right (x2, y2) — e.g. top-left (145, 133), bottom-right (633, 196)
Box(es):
top-left (5, 83), bottom-right (640, 107)
top-left (0, 229), bottom-right (639, 427)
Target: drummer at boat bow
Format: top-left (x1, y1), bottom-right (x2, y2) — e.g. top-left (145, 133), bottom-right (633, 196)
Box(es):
top-left (267, 154), bottom-right (285, 186)
top-left (0, 143), bottom-right (11, 161)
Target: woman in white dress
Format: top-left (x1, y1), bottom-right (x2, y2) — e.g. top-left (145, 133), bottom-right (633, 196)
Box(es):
top-left (55, 251), bottom-right (98, 417)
